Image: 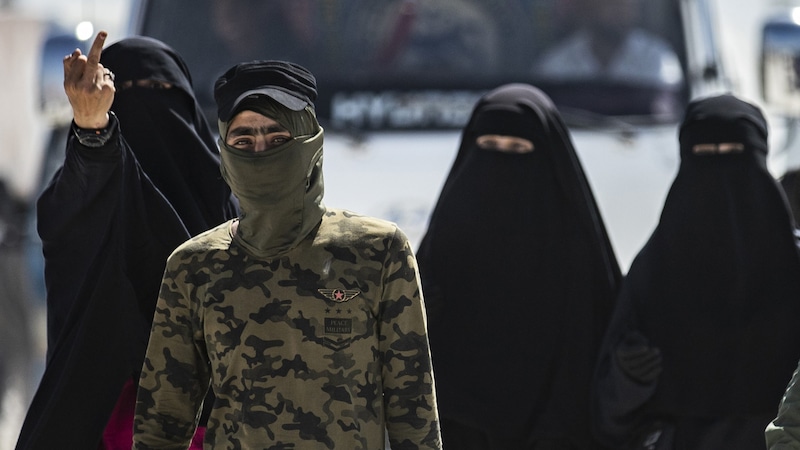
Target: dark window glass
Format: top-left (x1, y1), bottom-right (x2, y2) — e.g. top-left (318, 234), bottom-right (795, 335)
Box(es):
top-left (138, 0), bottom-right (688, 129)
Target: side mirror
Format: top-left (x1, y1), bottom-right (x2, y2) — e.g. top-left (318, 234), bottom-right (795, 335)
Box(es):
top-left (761, 9), bottom-right (800, 117)
top-left (40, 32), bottom-right (84, 126)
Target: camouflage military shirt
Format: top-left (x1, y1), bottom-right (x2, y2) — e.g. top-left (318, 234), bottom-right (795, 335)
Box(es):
top-left (133, 209), bottom-right (441, 450)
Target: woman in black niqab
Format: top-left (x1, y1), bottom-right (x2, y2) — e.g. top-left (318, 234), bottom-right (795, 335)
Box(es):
top-left (102, 36), bottom-right (236, 234)
top-left (416, 83), bottom-right (621, 449)
top-left (592, 94), bottom-right (800, 449)
top-left (16, 37), bottom-right (237, 450)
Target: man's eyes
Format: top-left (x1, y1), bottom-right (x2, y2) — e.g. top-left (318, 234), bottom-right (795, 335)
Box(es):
top-left (232, 138), bottom-right (254, 147)
top-left (228, 135), bottom-right (291, 151)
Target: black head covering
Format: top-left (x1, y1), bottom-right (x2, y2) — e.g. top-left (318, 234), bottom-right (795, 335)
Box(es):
top-left (102, 36), bottom-right (237, 234)
top-left (416, 83), bottom-right (621, 445)
top-left (214, 59), bottom-right (317, 121)
top-left (612, 94), bottom-right (800, 416)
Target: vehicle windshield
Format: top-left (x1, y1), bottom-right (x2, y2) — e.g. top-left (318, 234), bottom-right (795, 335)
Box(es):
top-left (136, 0), bottom-right (688, 130)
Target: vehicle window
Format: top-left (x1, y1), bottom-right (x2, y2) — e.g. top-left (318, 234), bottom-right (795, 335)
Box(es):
top-left (138, 0), bottom-right (688, 129)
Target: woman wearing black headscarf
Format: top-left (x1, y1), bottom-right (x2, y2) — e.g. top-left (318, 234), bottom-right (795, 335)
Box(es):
top-left (16, 34), bottom-right (237, 450)
top-left (416, 83), bottom-right (621, 449)
top-left (593, 94), bottom-right (800, 449)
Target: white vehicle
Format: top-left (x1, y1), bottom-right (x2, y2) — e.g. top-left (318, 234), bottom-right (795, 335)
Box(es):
top-left (38, 0), bottom-right (800, 271)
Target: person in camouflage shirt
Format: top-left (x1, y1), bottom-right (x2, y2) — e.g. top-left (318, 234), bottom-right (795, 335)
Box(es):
top-left (132, 60), bottom-right (441, 450)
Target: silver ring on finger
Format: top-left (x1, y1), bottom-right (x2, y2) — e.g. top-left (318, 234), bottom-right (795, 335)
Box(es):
top-left (103, 70), bottom-right (115, 81)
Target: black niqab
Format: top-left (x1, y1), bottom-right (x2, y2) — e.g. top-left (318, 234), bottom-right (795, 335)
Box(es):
top-left (416, 84), bottom-right (620, 446)
top-left (102, 36), bottom-right (236, 235)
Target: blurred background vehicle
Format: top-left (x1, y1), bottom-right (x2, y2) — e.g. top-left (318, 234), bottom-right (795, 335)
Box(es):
top-left (3, 0), bottom-right (800, 448)
top-left (108, 0), bottom-right (800, 267)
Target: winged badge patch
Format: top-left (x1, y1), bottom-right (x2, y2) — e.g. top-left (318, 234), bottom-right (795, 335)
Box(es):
top-left (318, 288), bottom-right (361, 303)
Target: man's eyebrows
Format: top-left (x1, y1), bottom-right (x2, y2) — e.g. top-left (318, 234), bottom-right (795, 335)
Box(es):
top-left (227, 126), bottom-right (254, 138)
top-left (228, 124), bottom-right (288, 137)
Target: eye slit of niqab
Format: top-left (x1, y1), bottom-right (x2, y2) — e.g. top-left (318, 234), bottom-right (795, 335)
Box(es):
top-left (692, 142), bottom-right (745, 155)
top-left (475, 134), bottom-right (535, 154)
top-left (116, 79), bottom-right (174, 90)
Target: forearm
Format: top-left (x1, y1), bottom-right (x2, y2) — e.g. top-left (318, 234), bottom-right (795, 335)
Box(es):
top-left (134, 267), bottom-right (210, 448)
top-left (593, 353), bottom-right (658, 446)
top-left (381, 229), bottom-right (442, 450)
top-left (37, 113), bottom-right (123, 241)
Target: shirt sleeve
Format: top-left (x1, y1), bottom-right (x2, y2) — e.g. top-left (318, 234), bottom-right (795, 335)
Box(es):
top-left (766, 360), bottom-right (800, 449)
top-left (380, 227), bottom-right (443, 450)
top-left (133, 250), bottom-right (211, 449)
top-left (37, 114), bottom-right (133, 355)
top-left (593, 345), bottom-right (659, 447)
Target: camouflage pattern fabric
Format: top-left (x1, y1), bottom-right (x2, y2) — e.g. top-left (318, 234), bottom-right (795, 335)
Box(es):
top-left (133, 209), bottom-right (441, 450)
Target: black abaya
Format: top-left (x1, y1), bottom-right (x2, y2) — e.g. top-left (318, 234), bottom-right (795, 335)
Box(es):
top-left (416, 83), bottom-right (621, 449)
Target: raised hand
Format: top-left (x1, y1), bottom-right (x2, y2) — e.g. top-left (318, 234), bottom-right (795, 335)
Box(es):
top-left (63, 31), bottom-right (115, 129)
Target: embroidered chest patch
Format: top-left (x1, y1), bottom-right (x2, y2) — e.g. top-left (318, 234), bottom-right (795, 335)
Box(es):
top-left (318, 288), bottom-right (360, 350)
top-left (318, 288), bottom-right (360, 303)
top-left (324, 317), bottom-right (353, 334)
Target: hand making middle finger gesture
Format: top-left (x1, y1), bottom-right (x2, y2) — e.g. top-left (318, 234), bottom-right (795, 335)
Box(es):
top-left (63, 31), bottom-right (115, 129)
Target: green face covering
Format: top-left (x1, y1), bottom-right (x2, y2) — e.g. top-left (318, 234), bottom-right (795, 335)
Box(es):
top-left (219, 105), bottom-right (325, 259)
